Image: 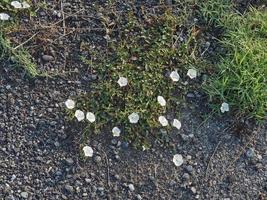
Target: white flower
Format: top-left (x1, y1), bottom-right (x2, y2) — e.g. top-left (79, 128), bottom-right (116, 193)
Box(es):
top-left (11, 1), bottom-right (22, 9)
top-left (220, 102), bottom-right (229, 113)
top-left (173, 154), bottom-right (183, 166)
top-left (172, 119), bottom-right (181, 130)
top-left (65, 99), bottom-right (75, 109)
top-left (170, 70), bottom-right (180, 82)
top-left (158, 116), bottom-right (168, 126)
top-left (157, 96), bottom-right (166, 107)
top-left (11, 1), bottom-right (30, 9)
top-left (83, 146), bottom-right (93, 157)
top-left (0, 13), bottom-right (10, 21)
top-left (75, 110), bottom-right (85, 121)
top-left (86, 112), bottom-right (96, 123)
top-left (22, 1), bottom-right (31, 8)
top-left (187, 69), bottom-right (197, 79)
top-left (112, 127), bottom-right (121, 137)
top-left (117, 77), bottom-right (128, 87)
top-left (128, 112), bottom-right (139, 124)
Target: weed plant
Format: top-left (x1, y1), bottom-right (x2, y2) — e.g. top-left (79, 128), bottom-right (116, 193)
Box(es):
top-left (203, 5), bottom-right (267, 120)
top-left (75, 7), bottom-right (204, 148)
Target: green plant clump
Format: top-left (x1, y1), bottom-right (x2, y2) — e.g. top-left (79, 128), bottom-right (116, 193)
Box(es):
top-left (204, 7), bottom-right (267, 120)
top-left (76, 8), bottom-right (203, 148)
top-left (0, 0), bottom-right (38, 77)
top-left (0, 34), bottom-right (39, 77)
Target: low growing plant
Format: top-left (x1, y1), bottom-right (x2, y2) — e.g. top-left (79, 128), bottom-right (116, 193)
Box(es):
top-left (69, 7), bottom-right (205, 148)
top-left (0, 0), bottom-right (38, 77)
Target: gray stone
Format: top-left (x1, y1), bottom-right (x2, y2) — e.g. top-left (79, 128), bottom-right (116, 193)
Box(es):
top-left (191, 187), bottom-right (197, 194)
top-left (246, 148), bottom-right (255, 158)
top-left (42, 55), bottom-right (54, 62)
top-left (20, 192), bottom-right (28, 199)
top-left (182, 173), bottom-right (190, 180)
top-left (186, 93), bottom-right (195, 98)
top-left (65, 158), bottom-right (74, 165)
top-left (85, 178), bottom-right (92, 183)
top-left (114, 174), bottom-right (120, 180)
top-left (115, 155), bottom-right (120, 161)
top-left (185, 165), bottom-right (193, 173)
top-left (65, 185), bottom-right (74, 194)
top-left (111, 139), bottom-right (117, 145)
top-left (94, 156), bottom-right (102, 163)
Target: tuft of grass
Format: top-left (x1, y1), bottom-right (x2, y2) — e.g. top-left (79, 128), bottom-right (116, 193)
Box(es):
top-left (0, 0), bottom-right (39, 77)
top-left (0, 34), bottom-right (39, 77)
top-left (74, 6), bottom-right (205, 148)
top-left (203, 7), bottom-right (267, 120)
top-left (199, 0), bottom-right (234, 26)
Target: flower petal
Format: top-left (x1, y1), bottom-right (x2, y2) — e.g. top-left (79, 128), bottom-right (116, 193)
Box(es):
top-left (157, 96), bottom-right (166, 107)
top-left (173, 154), bottom-right (183, 166)
top-left (11, 1), bottom-right (22, 8)
top-left (170, 70), bottom-right (180, 82)
top-left (112, 127), bottom-right (121, 137)
top-left (220, 102), bottom-right (229, 113)
top-left (187, 69), bottom-right (197, 79)
top-left (86, 112), bottom-right (96, 123)
top-left (0, 13), bottom-right (10, 21)
top-left (117, 77), bottom-right (128, 87)
top-left (172, 119), bottom-right (181, 130)
top-left (158, 116), bottom-right (168, 126)
top-left (75, 110), bottom-right (85, 121)
top-left (128, 112), bottom-right (140, 124)
top-left (22, 1), bottom-right (31, 8)
top-left (83, 146), bottom-right (93, 157)
top-left (65, 99), bottom-right (75, 109)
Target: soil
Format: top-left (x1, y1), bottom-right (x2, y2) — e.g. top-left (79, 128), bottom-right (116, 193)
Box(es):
top-left (1, 1), bottom-right (266, 200)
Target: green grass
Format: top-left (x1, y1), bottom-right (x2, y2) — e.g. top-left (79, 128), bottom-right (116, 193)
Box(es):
top-left (199, 0), bottom-right (233, 25)
top-left (0, 0), bottom-right (39, 77)
top-left (0, 34), bottom-right (39, 77)
top-left (73, 5), bottom-right (205, 148)
top-left (202, 5), bottom-right (267, 120)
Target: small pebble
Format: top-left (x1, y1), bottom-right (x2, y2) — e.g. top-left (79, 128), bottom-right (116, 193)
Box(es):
top-left (117, 141), bottom-right (121, 147)
top-left (85, 178), bottom-right (92, 183)
top-left (185, 165), bottom-right (193, 173)
top-left (246, 148), bottom-right (255, 158)
top-left (114, 174), bottom-right (120, 180)
top-left (257, 154), bottom-right (262, 160)
top-left (128, 183), bottom-right (135, 192)
top-left (115, 155), bottom-right (120, 161)
top-left (121, 141), bottom-right (129, 149)
top-left (65, 158), bottom-right (74, 165)
top-left (186, 93), bottom-right (195, 98)
top-left (182, 173), bottom-right (190, 180)
top-left (20, 192), bottom-right (28, 199)
top-left (191, 187), bottom-right (197, 194)
top-left (111, 139), bottom-right (117, 145)
top-left (65, 185), bottom-right (74, 194)
top-left (42, 55), bottom-right (54, 62)
top-left (94, 156), bottom-right (102, 163)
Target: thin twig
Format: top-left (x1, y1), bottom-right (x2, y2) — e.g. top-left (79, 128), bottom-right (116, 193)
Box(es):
top-left (60, 0), bottom-right (66, 36)
top-left (205, 141), bottom-right (222, 179)
top-left (102, 150), bottom-right (110, 187)
top-left (14, 32), bottom-right (39, 50)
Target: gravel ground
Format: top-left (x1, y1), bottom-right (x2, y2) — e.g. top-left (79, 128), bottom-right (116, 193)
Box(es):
top-left (1, 1), bottom-right (267, 200)
top-left (0, 68), bottom-right (266, 200)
